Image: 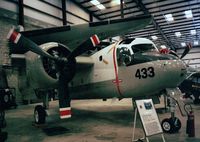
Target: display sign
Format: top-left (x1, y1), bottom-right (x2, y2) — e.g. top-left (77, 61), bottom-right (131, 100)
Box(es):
top-left (136, 99), bottom-right (163, 136)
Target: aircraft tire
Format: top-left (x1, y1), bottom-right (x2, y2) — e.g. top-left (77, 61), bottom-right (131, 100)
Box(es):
top-left (34, 105), bottom-right (46, 124)
top-left (161, 118), bottom-right (173, 133)
top-left (169, 117), bottom-right (181, 132)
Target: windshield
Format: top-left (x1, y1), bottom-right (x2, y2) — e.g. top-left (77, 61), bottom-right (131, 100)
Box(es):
top-left (131, 44), bottom-right (156, 53)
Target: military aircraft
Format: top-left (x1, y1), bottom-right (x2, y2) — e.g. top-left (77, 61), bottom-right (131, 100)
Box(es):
top-left (7, 15), bottom-right (187, 130)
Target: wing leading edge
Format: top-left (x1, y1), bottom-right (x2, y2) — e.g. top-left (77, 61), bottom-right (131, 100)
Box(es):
top-left (21, 15), bottom-right (152, 50)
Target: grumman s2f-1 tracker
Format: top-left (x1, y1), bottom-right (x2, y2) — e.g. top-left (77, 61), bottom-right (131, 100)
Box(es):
top-left (7, 15), bottom-right (188, 133)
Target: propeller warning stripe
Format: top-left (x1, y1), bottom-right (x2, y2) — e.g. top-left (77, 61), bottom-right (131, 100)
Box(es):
top-left (90, 35), bottom-right (100, 47)
top-left (60, 107), bottom-right (71, 119)
top-left (7, 28), bottom-right (21, 44)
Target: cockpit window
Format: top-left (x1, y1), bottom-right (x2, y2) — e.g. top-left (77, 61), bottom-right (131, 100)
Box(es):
top-left (131, 44), bottom-right (155, 53)
top-left (117, 47), bottom-right (132, 66)
top-left (119, 38), bottom-right (135, 45)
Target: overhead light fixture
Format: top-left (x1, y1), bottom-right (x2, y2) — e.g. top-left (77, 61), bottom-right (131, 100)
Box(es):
top-left (90, 0), bottom-right (105, 10)
top-left (111, 0), bottom-right (120, 5)
top-left (190, 29), bottom-right (196, 35)
top-left (90, 0), bottom-right (100, 5)
top-left (185, 10), bottom-right (193, 18)
top-left (151, 35), bottom-right (158, 40)
top-left (111, 0), bottom-right (124, 5)
top-left (164, 14), bottom-right (174, 22)
top-left (175, 32), bottom-right (181, 37)
top-left (160, 45), bottom-right (167, 49)
top-left (194, 40), bottom-right (199, 46)
top-left (181, 42), bottom-right (186, 47)
top-left (96, 4), bottom-right (105, 9)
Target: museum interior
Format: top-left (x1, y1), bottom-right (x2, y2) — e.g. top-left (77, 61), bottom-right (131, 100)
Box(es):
top-left (0, 0), bottom-right (200, 142)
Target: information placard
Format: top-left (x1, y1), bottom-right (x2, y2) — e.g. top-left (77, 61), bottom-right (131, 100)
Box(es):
top-left (136, 99), bottom-right (163, 136)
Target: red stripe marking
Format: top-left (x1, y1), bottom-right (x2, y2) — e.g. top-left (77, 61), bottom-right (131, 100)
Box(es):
top-left (60, 109), bottom-right (71, 116)
top-left (10, 31), bottom-right (19, 42)
top-left (112, 46), bottom-right (123, 98)
top-left (92, 35), bottom-right (100, 46)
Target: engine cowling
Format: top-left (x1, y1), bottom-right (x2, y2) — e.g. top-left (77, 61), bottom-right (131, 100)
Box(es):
top-left (25, 42), bottom-right (72, 89)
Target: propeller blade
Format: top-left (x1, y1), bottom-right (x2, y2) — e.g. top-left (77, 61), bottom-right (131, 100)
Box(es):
top-left (68, 34), bottom-right (100, 59)
top-left (180, 43), bottom-right (192, 59)
top-left (58, 73), bottom-right (71, 119)
top-left (7, 28), bottom-right (56, 60)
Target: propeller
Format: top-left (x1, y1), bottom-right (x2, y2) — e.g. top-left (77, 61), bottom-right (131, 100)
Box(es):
top-left (7, 28), bottom-right (100, 119)
top-left (159, 43), bottom-right (192, 59)
top-left (180, 43), bottom-right (192, 59)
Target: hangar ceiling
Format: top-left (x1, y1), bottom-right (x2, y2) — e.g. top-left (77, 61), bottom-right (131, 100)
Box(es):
top-left (73, 0), bottom-right (200, 52)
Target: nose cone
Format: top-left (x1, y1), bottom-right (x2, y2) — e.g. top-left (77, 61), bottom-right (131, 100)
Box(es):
top-left (163, 59), bottom-right (187, 87)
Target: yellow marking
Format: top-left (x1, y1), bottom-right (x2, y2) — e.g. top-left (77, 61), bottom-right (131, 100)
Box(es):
top-left (107, 43), bottom-right (118, 54)
top-left (103, 59), bottom-right (109, 64)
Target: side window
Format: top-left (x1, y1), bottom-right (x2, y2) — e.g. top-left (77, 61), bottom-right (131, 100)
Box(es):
top-left (117, 47), bottom-right (132, 66)
top-left (131, 45), bottom-right (140, 53)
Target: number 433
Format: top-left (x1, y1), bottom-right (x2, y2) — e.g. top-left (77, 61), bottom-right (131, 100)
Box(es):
top-left (135, 67), bottom-right (155, 79)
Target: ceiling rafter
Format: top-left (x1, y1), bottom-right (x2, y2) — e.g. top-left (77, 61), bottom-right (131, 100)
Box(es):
top-left (134, 0), bottom-right (176, 50)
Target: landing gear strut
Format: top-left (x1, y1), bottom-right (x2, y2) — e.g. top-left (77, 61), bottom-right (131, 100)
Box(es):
top-left (161, 94), bottom-right (182, 133)
top-left (33, 90), bottom-right (50, 125)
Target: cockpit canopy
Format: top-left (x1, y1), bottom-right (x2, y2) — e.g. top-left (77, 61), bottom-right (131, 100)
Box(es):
top-left (117, 38), bottom-right (159, 66)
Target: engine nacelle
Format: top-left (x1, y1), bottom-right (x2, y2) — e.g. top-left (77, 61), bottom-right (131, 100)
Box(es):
top-left (25, 42), bottom-right (71, 89)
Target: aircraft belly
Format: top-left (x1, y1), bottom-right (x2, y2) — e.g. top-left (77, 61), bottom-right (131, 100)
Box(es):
top-left (69, 80), bottom-right (118, 100)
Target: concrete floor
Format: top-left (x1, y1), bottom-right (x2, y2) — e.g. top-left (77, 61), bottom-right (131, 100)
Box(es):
top-left (3, 99), bottom-right (200, 142)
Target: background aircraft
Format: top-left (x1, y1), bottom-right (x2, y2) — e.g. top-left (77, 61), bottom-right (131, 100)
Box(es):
top-left (7, 15), bottom-right (187, 132)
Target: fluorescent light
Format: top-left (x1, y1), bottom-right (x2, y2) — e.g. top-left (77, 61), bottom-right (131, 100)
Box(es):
top-left (96, 4), bottom-right (105, 9)
top-left (190, 30), bottom-right (196, 35)
top-left (90, 0), bottom-right (100, 5)
top-left (160, 45), bottom-right (167, 49)
top-left (164, 14), bottom-right (174, 22)
top-left (194, 40), bottom-right (199, 45)
top-left (151, 35), bottom-right (158, 40)
top-left (181, 42), bottom-right (186, 47)
top-left (185, 10), bottom-right (193, 18)
top-left (111, 0), bottom-right (121, 5)
top-left (175, 32), bottom-right (181, 37)
top-left (90, 0), bottom-right (105, 10)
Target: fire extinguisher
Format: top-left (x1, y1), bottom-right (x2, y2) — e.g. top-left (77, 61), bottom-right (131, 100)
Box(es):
top-left (185, 104), bottom-right (195, 137)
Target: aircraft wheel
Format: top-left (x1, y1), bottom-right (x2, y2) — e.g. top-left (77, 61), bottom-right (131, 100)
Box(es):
top-left (161, 118), bottom-right (173, 133)
top-left (169, 117), bottom-right (181, 132)
top-left (34, 105), bottom-right (46, 124)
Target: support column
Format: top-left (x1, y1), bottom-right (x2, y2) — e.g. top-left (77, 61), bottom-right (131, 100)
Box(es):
top-left (18, 0), bottom-right (24, 27)
top-left (62, 0), bottom-right (67, 25)
top-left (120, 0), bottom-right (124, 18)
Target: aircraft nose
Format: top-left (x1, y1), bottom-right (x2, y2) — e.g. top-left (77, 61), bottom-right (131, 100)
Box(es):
top-left (163, 59), bottom-right (187, 87)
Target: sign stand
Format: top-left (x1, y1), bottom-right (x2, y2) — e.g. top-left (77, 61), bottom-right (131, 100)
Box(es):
top-left (132, 99), bottom-right (166, 142)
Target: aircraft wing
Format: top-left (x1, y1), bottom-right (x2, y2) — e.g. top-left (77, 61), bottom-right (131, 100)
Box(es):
top-left (17, 15), bottom-right (151, 52)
